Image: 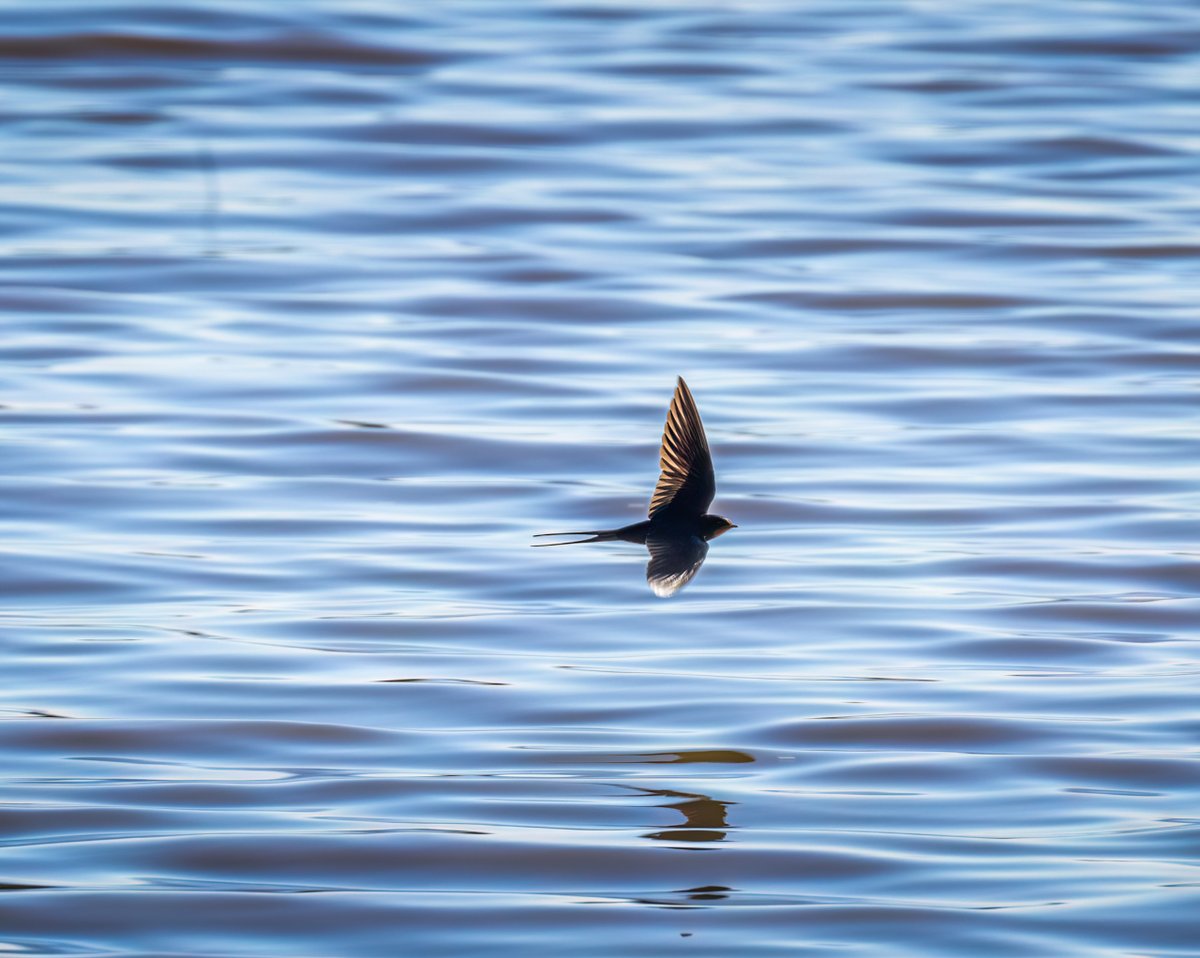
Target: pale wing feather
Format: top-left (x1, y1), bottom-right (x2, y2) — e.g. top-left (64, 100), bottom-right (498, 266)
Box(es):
top-left (645, 535), bottom-right (709, 598)
top-left (648, 377), bottom-right (715, 518)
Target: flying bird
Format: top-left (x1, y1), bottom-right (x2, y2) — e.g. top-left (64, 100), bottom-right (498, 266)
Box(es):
top-left (534, 377), bottom-right (735, 597)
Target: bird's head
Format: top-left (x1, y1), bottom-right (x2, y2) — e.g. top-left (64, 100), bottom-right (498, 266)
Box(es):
top-left (701, 514), bottom-right (737, 540)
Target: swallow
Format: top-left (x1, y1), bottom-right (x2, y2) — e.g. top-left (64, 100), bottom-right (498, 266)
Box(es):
top-left (534, 377), bottom-right (735, 597)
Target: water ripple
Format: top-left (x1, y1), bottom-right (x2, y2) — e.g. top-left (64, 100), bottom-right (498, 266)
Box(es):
top-left (1, 2), bottom-right (1197, 956)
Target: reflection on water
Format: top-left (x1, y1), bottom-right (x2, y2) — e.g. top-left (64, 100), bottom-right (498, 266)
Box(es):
top-left (2, 1), bottom-right (1199, 956)
top-left (634, 885), bottom-right (734, 909)
top-left (641, 787), bottom-right (733, 844)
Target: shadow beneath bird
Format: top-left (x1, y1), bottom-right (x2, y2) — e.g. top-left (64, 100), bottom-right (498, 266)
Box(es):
top-left (534, 377), bottom-right (734, 597)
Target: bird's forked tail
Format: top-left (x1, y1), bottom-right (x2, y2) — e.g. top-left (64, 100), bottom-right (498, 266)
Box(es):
top-left (531, 530), bottom-right (620, 547)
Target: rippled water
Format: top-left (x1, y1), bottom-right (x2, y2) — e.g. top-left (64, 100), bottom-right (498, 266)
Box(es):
top-left (3, 2), bottom-right (1199, 955)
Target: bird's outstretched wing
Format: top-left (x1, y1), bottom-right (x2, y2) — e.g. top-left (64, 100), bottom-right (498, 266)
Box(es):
top-left (648, 377), bottom-right (715, 519)
top-left (645, 534), bottom-right (709, 598)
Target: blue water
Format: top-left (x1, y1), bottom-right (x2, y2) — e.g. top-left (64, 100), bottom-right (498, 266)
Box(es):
top-left (2, 2), bottom-right (1199, 955)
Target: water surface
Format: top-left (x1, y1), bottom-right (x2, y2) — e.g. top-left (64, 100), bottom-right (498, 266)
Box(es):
top-left (2, 2), bottom-right (1199, 956)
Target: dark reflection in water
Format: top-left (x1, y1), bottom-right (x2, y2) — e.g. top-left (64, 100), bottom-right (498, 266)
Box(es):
top-left (640, 787), bottom-right (733, 844)
top-left (634, 885), bottom-right (735, 910)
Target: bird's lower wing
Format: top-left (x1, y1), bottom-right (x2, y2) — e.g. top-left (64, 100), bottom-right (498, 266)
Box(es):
top-left (645, 534), bottom-right (709, 598)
